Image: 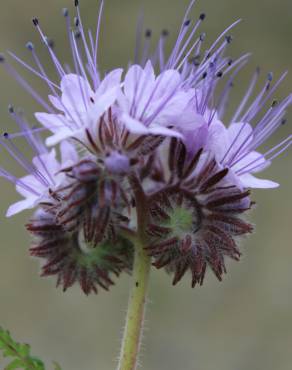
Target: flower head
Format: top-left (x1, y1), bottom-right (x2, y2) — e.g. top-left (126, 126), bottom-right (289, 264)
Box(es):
top-left (27, 207), bottom-right (133, 295)
top-left (0, 0), bottom-right (291, 293)
top-left (146, 140), bottom-right (253, 286)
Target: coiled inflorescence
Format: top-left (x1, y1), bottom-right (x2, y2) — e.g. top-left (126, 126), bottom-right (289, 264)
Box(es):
top-left (146, 141), bottom-right (253, 286)
top-left (0, 0), bottom-right (290, 294)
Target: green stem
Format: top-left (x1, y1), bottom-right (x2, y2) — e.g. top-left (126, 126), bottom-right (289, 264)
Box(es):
top-left (117, 173), bottom-right (151, 370)
top-left (117, 238), bottom-right (151, 370)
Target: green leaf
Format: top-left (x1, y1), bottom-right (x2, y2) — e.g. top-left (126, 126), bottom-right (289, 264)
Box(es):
top-left (0, 326), bottom-right (45, 370)
top-left (5, 358), bottom-right (23, 369)
top-left (0, 326), bottom-right (63, 370)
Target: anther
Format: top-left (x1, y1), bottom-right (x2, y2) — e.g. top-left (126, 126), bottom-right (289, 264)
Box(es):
top-left (8, 105), bottom-right (14, 114)
top-left (3, 132), bottom-right (9, 139)
top-left (202, 71), bottom-right (207, 79)
top-left (228, 59), bottom-right (233, 66)
top-left (199, 13), bottom-right (206, 21)
top-left (225, 35), bottom-right (233, 44)
top-left (267, 72), bottom-right (273, 82)
top-left (0, 54), bottom-right (5, 63)
top-left (26, 42), bottom-right (34, 51)
top-left (74, 0), bottom-right (79, 7)
top-left (189, 55), bottom-right (200, 66)
top-left (281, 118), bottom-right (287, 125)
top-left (271, 100), bottom-right (278, 107)
top-left (32, 18), bottom-right (39, 27)
top-left (145, 29), bottom-right (152, 38)
top-left (74, 30), bottom-right (81, 39)
top-left (216, 71), bottom-right (223, 78)
top-left (44, 37), bottom-right (54, 48)
top-left (74, 17), bottom-right (79, 27)
top-left (184, 19), bottom-right (191, 27)
top-left (48, 39), bottom-right (55, 48)
top-left (62, 8), bottom-right (69, 17)
top-left (162, 29), bottom-right (169, 37)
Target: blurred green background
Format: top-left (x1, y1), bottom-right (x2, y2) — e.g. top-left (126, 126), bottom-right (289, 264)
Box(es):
top-left (0, 0), bottom-right (291, 369)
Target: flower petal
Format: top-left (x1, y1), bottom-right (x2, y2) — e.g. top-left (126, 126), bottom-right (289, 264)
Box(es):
top-left (239, 173), bottom-right (279, 189)
top-left (233, 150), bottom-right (270, 173)
top-left (148, 124), bottom-right (183, 138)
top-left (60, 74), bottom-right (94, 112)
top-left (35, 112), bottom-right (66, 133)
top-left (95, 68), bottom-right (123, 98)
top-left (227, 122), bottom-right (253, 158)
top-left (6, 197), bottom-right (37, 217)
top-left (48, 95), bottom-right (63, 111)
top-left (60, 141), bottom-right (79, 167)
top-left (207, 120), bottom-right (230, 161)
top-left (89, 87), bottom-right (120, 125)
top-left (46, 128), bottom-right (76, 146)
top-left (121, 113), bottom-right (150, 134)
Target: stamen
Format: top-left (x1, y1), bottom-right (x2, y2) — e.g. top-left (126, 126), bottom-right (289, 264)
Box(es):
top-left (244, 72), bottom-right (288, 122)
top-left (0, 167), bottom-right (40, 195)
top-left (209, 56), bottom-right (249, 125)
top-left (141, 29), bottom-right (152, 66)
top-left (236, 135), bottom-right (292, 175)
top-left (33, 19), bottom-right (65, 78)
top-left (231, 67), bottom-right (260, 123)
top-left (173, 13), bottom-right (207, 70)
top-left (1, 61), bottom-right (54, 112)
top-left (165, 0), bottom-right (197, 69)
top-left (75, 3), bottom-right (96, 76)
top-left (0, 133), bottom-right (50, 187)
top-left (93, 0), bottom-right (104, 81)
top-left (8, 50), bottom-right (60, 90)
top-left (134, 11), bottom-right (144, 64)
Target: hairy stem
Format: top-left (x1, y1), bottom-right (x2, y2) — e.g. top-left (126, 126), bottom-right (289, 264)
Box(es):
top-left (117, 239), bottom-right (151, 370)
top-left (117, 173), bottom-right (151, 370)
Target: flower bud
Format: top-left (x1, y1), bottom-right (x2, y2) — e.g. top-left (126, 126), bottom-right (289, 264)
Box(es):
top-left (27, 208), bottom-right (133, 295)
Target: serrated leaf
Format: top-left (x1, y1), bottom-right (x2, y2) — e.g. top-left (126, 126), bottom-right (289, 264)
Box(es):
top-left (18, 344), bottom-right (30, 357)
top-left (0, 326), bottom-right (45, 370)
top-left (5, 358), bottom-right (23, 370)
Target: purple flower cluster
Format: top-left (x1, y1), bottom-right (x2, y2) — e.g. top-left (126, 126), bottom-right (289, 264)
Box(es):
top-left (0, 0), bottom-right (291, 294)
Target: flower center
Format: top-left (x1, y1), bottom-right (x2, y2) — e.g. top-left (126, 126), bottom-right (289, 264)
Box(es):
top-left (78, 229), bottom-right (94, 254)
top-left (164, 205), bottom-right (201, 239)
top-left (75, 230), bottom-right (111, 268)
top-left (104, 151), bottom-right (130, 174)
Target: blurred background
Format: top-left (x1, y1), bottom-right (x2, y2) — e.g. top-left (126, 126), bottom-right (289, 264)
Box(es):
top-left (0, 0), bottom-right (291, 369)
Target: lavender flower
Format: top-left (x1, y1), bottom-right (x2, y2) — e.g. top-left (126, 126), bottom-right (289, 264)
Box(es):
top-left (0, 107), bottom-right (78, 217)
top-left (0, 0), bottom-right (291, 294)
top-left (35, 70), bottom-right (123, 147)
top-left (206, 72), bottom-right (292, 189)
